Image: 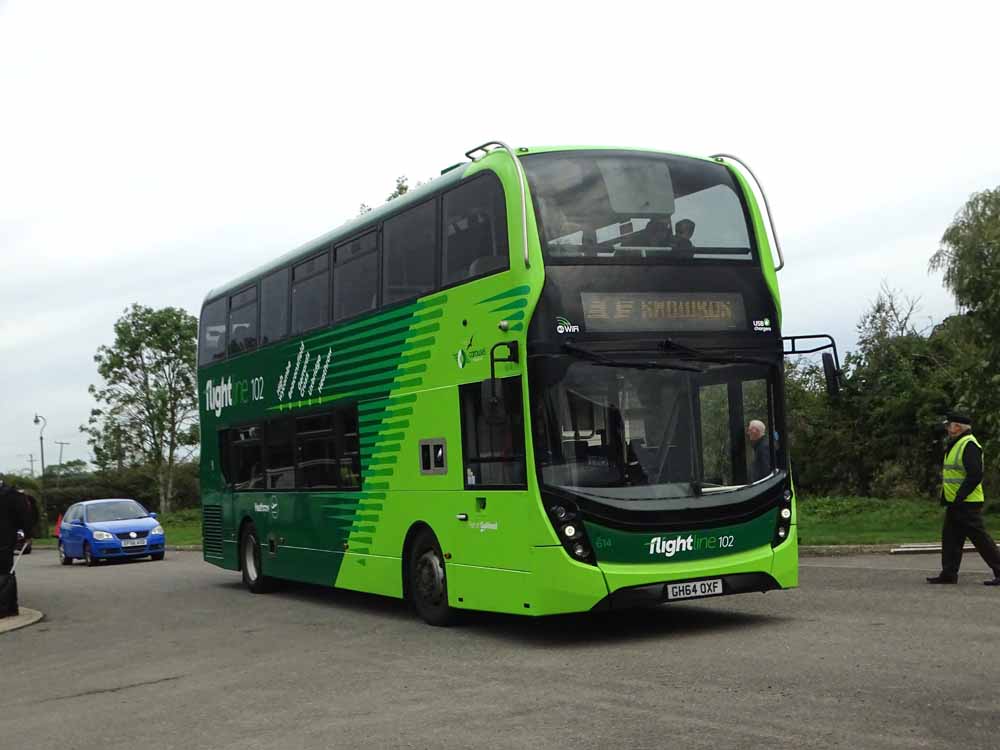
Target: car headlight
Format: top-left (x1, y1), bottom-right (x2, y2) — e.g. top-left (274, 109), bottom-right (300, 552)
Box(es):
top-left (92, 530), bottom-right (115, 541)
top-left (151, 525), bottom-right (164, 535)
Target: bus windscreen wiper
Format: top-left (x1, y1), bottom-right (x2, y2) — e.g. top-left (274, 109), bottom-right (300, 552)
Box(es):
top-left (562, 341), bottom-right (703, 372)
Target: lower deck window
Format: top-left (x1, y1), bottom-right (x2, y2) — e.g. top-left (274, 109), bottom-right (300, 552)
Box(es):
top-left (459, 376), bottom-right (526, 488)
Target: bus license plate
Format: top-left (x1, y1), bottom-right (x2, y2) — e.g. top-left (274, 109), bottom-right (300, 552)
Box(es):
top-left (121, 539), bottom-right (146, 548)
top-left (666, 579), bottom-right (723, 601)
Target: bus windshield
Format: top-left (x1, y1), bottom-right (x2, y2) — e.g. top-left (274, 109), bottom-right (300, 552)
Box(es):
top-left (522, 151), bottom-right (753, 263)
top-left (530, 356), bottom-right (780, 507)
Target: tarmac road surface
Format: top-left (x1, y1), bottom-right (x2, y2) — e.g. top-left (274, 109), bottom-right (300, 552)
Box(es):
top-left (3, 549), bottom-right (998, 749)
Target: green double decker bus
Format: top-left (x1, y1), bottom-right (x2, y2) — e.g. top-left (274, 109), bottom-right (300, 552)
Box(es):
top-left (198, 142), bottom-right (820, 625)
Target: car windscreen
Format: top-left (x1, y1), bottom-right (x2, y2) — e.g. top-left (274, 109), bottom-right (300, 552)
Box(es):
top-left (522, 151), bottom-right (754, 263)
top-left (86, 500), bottom-right (148, 523)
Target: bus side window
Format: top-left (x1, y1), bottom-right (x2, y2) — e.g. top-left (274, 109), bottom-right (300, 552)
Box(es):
top-left (459, 377), bottom-right (526, 488)
top-left (228, 285), bottom-right (258, 356)
top-left (383, 199), bottom-right (437, 305)
top-left (334, 232), bottom-right (378, 321)
top-left (296, 413), bottom-right (337, 489)
top-left (442, 173), bottom-right (509, 286)
top-left (261, 267), bottom-right (289, 345)
top-left (291, 252), bottom-right (330, 334)
top-left (232, 425), bottom-right (264, 490)
top-left (199, 297), bottom-right (228, 366)
top-left (265, 418), bottom-right (295, 490)
top-left (217, 429), bottom-right (233, 486)
top-left (336, 407), bottom-right (361, 489)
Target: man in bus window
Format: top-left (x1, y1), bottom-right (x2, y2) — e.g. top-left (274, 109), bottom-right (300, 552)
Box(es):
top-left (747, 420), bottom-right (771, 482)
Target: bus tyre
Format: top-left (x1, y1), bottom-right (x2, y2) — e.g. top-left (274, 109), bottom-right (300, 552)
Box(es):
top-left (408, 528), bottom-right (455, 627)
top-left (241, 524), bottom-right (276, 594)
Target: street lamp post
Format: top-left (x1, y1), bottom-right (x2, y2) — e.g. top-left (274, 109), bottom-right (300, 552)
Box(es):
top-left (33, 413), bottom-right (47, 478)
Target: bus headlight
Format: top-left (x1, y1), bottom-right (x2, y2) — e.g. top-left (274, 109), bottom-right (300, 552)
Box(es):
top-left (780, 508), bottom-right (791, 520)
top-left (544, 500), bottom-right (597, 566)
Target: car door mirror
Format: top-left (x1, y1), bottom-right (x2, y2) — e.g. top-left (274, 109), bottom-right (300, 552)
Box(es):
top-left (72, 519), bottom-right (84, 525)
top-left (149, 512), bottom-right (158, 519)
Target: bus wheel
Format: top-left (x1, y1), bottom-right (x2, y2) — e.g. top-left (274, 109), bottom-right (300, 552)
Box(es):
top-left (240, 523), bottom-right (275, 594)
top-left (408, 528), bottom-right (455, 626)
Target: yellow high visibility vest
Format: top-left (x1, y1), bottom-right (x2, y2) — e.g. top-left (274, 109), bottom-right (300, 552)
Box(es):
top-left (942, 433), bottom-right (984, 503)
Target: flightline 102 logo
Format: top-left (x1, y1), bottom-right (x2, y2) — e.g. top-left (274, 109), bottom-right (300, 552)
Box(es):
top-left (648, 532), bottom-right (736, 558)
top-left (204, 374), bottom-right (266, 417)
top-left (556, 316), bottom-right (581, 334)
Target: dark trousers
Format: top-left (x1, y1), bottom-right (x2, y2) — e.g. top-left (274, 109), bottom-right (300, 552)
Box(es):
top-left (941, 503), bottom-right (1000, 578)
top-left (0, 548), bottom-right (17, 617)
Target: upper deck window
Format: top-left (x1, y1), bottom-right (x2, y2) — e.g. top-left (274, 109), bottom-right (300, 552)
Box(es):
top-left (228, 285), bottom-right (258, 356)
top-left (442, 174), bottom-right (509, 285)
top-left (292, 252), bottom-right (330, 334)
top-left (522, 151), bottom-right (753, 263)
top-left (383, 199), bottom-right (437, 306)
top-left (261, 268), bottom-right (289, 345)
top-left (199, 297), bottom-right (227, 366)
top-left (334, 231), bottom-right (378, 321)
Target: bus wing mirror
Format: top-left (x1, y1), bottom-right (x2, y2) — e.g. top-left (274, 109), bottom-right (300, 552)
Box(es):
top-left (783, 334), bottom-right (843, 399)
top-left (822, 352), bottom-right (841, 398)
top-left (489, 341), bottom-right (519, 404)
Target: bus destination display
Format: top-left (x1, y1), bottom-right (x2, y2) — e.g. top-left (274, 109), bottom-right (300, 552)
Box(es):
top-left (580, 292), bottom-right (746, 332)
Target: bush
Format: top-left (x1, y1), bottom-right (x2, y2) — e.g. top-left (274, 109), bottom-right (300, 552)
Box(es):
top-left (870, 461), bottom-right (924, 500)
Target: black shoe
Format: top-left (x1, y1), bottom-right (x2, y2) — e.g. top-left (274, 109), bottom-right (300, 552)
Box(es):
top-left (984, 577), bottom-right (1000, 586)
top-left (926, 575), bottom-right (958, 584)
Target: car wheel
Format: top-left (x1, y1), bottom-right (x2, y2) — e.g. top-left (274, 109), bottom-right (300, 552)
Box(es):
top-left (240, 524), bottom-right (276, 594)
top-left (58, 541), bottom-right (73, 565)
top-left (83, 542), bottom-right (98, 567)
top-left (150, 552), bottom-right (165, 561)
top-left (407, 528), bottom-right (456, 626)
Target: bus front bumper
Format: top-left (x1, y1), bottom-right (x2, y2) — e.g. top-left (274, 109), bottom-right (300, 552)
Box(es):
top-left (591, 571), bottom-right (780, 611)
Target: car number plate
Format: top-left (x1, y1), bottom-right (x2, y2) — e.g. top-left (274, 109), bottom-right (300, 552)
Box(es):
top-left (121, 538), bottom-right (147, 548)
top-left (666, 578), bottom-right (723, 601)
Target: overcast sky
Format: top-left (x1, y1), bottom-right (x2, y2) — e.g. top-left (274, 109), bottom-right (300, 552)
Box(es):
top-left (2, 1), bottom-right (998, 475)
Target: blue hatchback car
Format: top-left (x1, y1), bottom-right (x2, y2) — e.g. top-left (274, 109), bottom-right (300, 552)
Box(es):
top-left (58, 499), bottom-right (166, 566)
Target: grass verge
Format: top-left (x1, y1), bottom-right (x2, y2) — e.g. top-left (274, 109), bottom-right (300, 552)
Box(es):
top-left (797, 496), bottom-right (1000, 545)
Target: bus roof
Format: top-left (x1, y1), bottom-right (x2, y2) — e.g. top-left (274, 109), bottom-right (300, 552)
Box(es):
top-left (201, 145), bottom-right (715, 306)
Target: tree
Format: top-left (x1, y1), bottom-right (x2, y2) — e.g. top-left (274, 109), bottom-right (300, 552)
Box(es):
top-left (929, 186), bottom-right (1000, 482)
top-left (785, 284), bottom-right (984, 498)
top-left (43, 459), bottom-right (89, 479)
top-left (358, 175), bottom-right (412, 217)
top-left (82, 304), bottom-right (199, 513)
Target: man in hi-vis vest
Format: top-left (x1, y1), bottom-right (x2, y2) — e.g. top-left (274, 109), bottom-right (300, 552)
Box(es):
top-left (927, 411), bottom-right (1000, 585)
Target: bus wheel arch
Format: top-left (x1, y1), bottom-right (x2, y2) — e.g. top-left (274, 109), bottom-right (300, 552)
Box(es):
top-left (239, 518), bottom-right (276, 594)
top-left (402, 523), bottom-right (455, 626)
